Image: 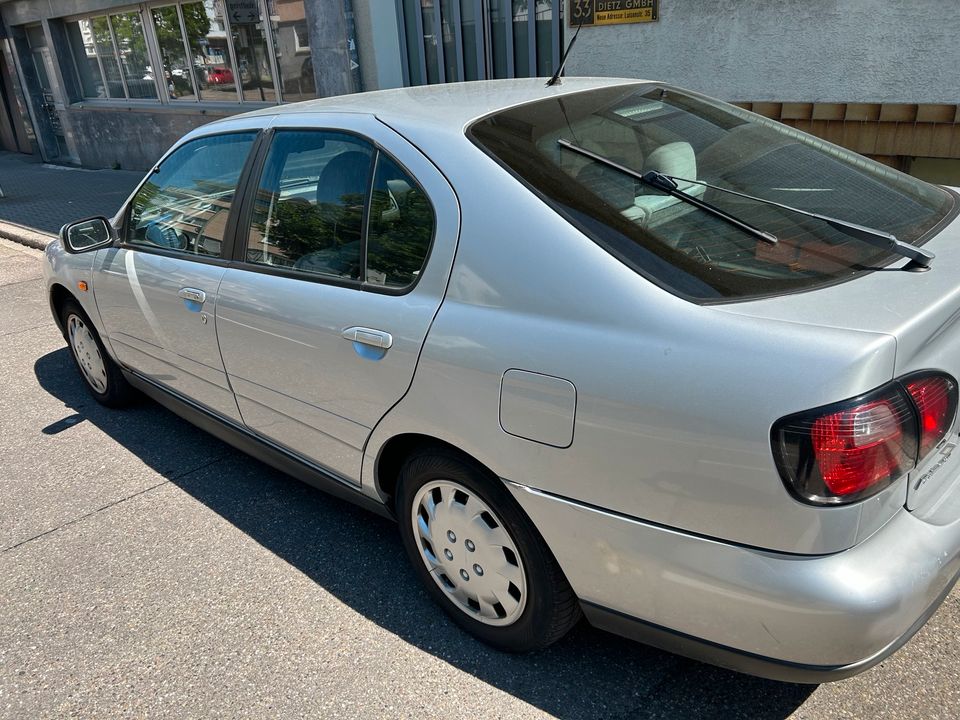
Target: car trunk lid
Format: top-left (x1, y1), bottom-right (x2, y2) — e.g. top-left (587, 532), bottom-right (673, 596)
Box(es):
top-left (718, 195), bottom-right (960, 510)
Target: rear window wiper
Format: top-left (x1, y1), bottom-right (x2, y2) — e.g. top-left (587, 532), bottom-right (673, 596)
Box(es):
top-left (558, 138), bottom-right (778, 247)
top-left (557, 138), bottom-right (935, 271)
top-left (664, 175), bottom-right (935, 272)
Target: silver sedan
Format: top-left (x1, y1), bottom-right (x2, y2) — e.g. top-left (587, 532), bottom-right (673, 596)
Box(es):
top-left (46, 78), bottom-right (960, 682)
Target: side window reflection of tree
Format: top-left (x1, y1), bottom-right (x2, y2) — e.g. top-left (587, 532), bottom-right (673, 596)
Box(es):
top-left (366, 154), bottom-right (435, 288)
top-left (247, 132), bottom-right (373, 280)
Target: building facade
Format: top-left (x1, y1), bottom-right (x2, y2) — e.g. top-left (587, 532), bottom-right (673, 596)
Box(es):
top-left (0, 0), bottom-right (360, 167)
top-left (0, 1), bottom-right (958, 183)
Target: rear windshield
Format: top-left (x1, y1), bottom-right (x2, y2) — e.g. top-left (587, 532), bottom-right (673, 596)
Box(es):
top-left (468, 85), bottom-right (956, 302)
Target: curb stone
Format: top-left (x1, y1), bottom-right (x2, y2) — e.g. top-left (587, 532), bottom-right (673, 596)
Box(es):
top-left (0, 220), bottom-right (55, 251)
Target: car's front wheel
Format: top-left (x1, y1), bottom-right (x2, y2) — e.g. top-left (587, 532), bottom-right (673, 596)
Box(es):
top-left (397, 448), bottom-right (581, 651)
top-left (61, 298), bottom-right (135, 407)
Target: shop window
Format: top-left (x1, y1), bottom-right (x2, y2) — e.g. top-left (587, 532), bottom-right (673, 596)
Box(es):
top-left (231, 7), bottom-right (276, 102)
top-left (90, 17), bottom-right (125, 99)
top-left (110, 12), bottom-right (157, 99)
top-left (65, 14), bottom-right (148, 100)
top-left (150, 5), bottom-right (198, 101)
top-left (64, 1), bottom-right (322, 106)
top-left (65, 20), bottom-right (105, 98)
top-left (181, 0), bottom-right (241, 102)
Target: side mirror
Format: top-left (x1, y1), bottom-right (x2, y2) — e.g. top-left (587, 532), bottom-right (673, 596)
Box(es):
top-left (60, 217), bottom-right (115, 254)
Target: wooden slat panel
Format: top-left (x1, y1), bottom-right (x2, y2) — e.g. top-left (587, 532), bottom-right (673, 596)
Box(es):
top-left (750, 102), bottom-right (782, 118)
top-left (894, 123), bottom-right (915, 155)
top-left (780, 102), bottom-right (813, 120)
top-left (874, 123), bottom-right (898, 155)
top-left (916, 104), bottom-right (957, 123)
top-left (854, 122), bottom-right (880, 155)
top-left (844, 103), bottom-right (881, 122)
top-left (879, 103), bottom-right (918, 123)
top-left (911, 123), bottom-right (935, 157)
top-left (812, 103), bottom-right (845, 121)
top-left (932, 124), bottom-right (956, 158)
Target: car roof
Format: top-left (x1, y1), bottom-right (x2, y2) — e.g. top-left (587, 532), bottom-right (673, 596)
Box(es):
top-left (234, 77), bottom-right (650, 131)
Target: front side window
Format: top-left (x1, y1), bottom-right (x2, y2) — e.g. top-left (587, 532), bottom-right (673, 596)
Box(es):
top-left (245, 130), bottom-right (435, 289)
top-left (127, 132), bottom-right (257, 257)
top-left (469, 85), bottom-right (955, 301)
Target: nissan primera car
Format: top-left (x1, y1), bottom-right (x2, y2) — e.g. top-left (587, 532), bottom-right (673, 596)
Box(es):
top-left (46, 78), bottom-right (960, 682)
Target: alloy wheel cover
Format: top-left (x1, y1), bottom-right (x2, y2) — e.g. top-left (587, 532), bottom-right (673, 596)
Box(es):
top-left (67, 314), bottom-right (107, 394)
top-left (411, 479), bottom-right (528, 626)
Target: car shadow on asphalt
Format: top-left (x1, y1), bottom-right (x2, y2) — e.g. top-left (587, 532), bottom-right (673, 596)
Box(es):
top-left (36, 347), bottom-right (816, 720)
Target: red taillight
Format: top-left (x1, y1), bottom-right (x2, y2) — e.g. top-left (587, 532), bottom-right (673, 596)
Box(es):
top-left (772, 372), bottom-right (957, 505)
top-left (905, 376), bottom-right (956, 456)
top-left (811, 400), bottom-right (904, 496)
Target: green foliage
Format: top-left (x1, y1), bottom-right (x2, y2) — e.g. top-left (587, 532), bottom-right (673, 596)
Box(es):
top-left (152, 3), bottom-right (211, 47)
top-left (366, 188), bottom-right (434, 287)
top-left (254, 195), bottom-right (365, 275)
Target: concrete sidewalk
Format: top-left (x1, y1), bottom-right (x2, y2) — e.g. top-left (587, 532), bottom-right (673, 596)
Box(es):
top-left (0, 151), bottom-right (142, 248)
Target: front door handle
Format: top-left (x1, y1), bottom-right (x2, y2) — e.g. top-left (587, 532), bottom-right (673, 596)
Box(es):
top-left (177, 287), bottom-right (206, 304)
top-left (341, 326), bottom-right (393, 349)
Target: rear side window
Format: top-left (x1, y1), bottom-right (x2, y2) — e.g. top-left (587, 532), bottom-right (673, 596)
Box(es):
top-left (469, 85), bottom-right (955, 302)
top-left (127, 132), bottom-right (256, 257)
top-left (245, 130), bottom-right (373, 280)
top-left (243, 129), bottom-right (434, 289)
top-left (366, 152), bottom-right (434, 288)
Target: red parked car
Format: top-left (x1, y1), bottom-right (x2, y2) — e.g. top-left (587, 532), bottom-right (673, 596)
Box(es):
top-left (206, 66), bottom-right (234, 85)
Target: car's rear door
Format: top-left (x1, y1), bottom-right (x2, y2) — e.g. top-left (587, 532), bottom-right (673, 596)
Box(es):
top-left (215, 113), bottom-right (459, 484)
top-left (93, 130), bottom-right (259, 422)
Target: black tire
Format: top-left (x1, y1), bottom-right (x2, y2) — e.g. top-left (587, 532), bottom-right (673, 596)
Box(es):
top-left (396, 448), bottom-right (581, 652)
top-left (60, 298), bottom-right (135, 408)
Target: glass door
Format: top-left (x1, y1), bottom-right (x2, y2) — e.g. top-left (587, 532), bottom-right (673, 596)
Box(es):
top-left (24, 24), bottom-right (69, 160)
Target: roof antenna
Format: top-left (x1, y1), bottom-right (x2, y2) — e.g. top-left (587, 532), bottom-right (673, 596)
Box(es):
top-left (546, 14), bottom-right (586, 87)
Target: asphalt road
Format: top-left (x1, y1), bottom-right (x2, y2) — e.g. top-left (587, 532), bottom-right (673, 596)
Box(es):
top-left (1, 237), bottom-right (958, 719)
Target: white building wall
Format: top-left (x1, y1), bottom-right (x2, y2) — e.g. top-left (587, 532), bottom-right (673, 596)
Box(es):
top-left (566, 0), bottom-right (960, 103)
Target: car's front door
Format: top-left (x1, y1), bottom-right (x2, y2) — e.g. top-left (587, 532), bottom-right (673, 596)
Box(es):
top-left (93, 130), bottom-right (259, 422)
top-left (215, 115), bottom-right (459, 484)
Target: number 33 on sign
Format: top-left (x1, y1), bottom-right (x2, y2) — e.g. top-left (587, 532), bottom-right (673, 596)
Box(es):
top-left (570, 0), bottom-right (659, 26)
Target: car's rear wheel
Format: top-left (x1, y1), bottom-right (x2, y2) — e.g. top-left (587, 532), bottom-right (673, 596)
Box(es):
top-left (61, 298), bottom-right (134, 407)
top-left (397, 448), bottom-right (581, 651)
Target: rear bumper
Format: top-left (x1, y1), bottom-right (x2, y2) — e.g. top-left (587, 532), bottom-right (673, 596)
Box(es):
top-left (580, 574), bottom-right (959, 683)
top-left (506, 480), bottom-right (960, 682)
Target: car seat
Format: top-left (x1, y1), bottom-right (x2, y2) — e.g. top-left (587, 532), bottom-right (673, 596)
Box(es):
top-left (622, 141), bottom-right (706, 232)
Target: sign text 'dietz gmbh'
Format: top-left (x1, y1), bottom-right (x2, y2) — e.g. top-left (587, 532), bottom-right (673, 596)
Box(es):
top-left (570, 0), bottom-right (659, 26)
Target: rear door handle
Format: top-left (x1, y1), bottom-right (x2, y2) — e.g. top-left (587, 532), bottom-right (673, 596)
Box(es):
top-left (341, 326), bottom-right (393, 349)
top-left (177, 287), bottom-right (206, 304)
